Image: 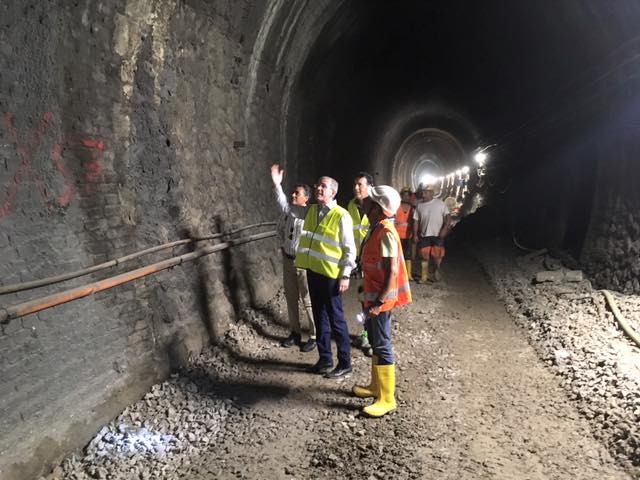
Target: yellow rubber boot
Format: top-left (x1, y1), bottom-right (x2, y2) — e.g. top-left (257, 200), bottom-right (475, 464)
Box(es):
top-left (405, 260), bottom-right (414, 281)
top-left (363, 364), bottom-right (396, 417)
top-left (352, 356), bottom-right (378, 398)
top-left (420, 261), bottom-right (429, 283)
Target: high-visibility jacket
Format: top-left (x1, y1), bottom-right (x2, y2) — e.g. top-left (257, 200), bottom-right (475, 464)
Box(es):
top-left (295, 204), bottom-right (348, 279)
top-left (361, 218), bottom-right (412, 312)
top-left (394, 202), bottom-right (412, 239)
top-left (348, 198), bottom-right (370, 255)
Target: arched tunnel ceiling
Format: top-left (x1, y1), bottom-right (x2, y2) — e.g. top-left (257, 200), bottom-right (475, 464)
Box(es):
top-left (283, 0), bottom-right (640, 200)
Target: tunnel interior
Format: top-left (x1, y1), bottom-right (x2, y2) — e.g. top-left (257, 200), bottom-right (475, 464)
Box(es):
top-left (288, 0), bottom-right (640, 260)
top-left (3, 1), bottom-right (640, 478)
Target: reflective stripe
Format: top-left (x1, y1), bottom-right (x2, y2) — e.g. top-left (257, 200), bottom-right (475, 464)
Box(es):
top-left (295, 204), bottom-right (349, 279)
top-left (348, 199), bottom-right (370, 255)
top-left (363, 261), bottom-right (385, 271)
top-left (297, 247), bottom-right (341, 264)
top-left (361, 218), bottom-right (412, 311)
top-left (299, 230), bottom-right (341, 248)
top-left (364, 283), bottom-right (410, 302)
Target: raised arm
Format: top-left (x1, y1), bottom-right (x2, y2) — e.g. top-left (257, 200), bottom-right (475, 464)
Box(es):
top-left (271, 164), bottom-right (290, 214)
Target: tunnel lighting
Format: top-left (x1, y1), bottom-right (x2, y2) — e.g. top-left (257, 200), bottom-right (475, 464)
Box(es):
top-left (474, 152), bottom-right (487, 165)
top-left (455, 169), bottom-right (462, 177)
top-left (421, 174), bottom-right (436, 185)
top-left (461, 166), bottom-right (470, 175)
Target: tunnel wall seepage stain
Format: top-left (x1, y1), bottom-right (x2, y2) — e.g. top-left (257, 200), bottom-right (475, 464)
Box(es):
top-left (0, 0), bottom-right (325, 477)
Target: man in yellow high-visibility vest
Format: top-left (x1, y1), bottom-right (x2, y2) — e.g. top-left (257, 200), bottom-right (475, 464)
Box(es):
top-left (347, 172), bottom-right (373, 253)
top-left (347, 172), bottom-right (374, 356)
top-left (296, 176), bottom-right (357, 378)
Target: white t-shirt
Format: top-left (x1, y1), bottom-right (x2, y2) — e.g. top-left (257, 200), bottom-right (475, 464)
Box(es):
top-left (413, 199), bottom-right (450, 237)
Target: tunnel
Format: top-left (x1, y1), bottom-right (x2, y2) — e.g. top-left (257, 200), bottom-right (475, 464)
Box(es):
top-left (2, 1), bottom-right (640, 478)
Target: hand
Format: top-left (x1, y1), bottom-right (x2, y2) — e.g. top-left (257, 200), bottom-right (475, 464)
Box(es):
top-left (338, 278), bottom-right (349, 293)
top-left (270, 164), bottom-right (283, 186)
top-left (366, 304), bottom-right (382, 317)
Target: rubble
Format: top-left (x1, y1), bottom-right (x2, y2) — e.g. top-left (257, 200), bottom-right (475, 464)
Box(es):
top-left (476, 241), bottom-right (640, 470)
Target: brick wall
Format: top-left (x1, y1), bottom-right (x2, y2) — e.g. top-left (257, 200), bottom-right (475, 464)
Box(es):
top-left (0, 0), bottom-right (327, 477)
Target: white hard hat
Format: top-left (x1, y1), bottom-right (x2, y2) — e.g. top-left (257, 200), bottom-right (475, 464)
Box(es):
top-left (367, 185), bottom-right (401, 216)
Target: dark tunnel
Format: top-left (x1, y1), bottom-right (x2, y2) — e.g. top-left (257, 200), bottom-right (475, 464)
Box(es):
top-left (3, 1), bottom-right (640, 477)
top-left (287, 0), bottom-right (640, 262)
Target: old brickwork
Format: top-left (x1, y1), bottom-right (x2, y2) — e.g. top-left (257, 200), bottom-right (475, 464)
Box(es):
top-left (0, 0), bottom-right (322, 478)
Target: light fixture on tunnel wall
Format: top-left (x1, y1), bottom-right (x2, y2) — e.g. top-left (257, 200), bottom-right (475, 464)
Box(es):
top-left (474, 151), bottom-right (487, 166)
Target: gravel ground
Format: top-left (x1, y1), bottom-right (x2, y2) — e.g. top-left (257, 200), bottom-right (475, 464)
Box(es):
top-left (474, 241), bottom-right (640, 475)
top-left (42, 244), bottom-right (637, 479)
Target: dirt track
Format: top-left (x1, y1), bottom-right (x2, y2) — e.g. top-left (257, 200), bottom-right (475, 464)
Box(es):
top-left (52, 248), bottom-right (633, 479)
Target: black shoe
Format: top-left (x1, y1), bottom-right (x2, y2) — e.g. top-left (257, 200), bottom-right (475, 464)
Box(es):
top-left (309, 361), bottom-right (333, 374)
top-left (324, 365), bottom-right (352, 379)
top-left (281, 333), bottom-right (301, 348)
top-left (300, 339), bottom-right (317, 352)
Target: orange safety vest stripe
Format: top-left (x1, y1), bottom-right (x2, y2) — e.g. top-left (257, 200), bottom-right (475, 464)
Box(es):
top-left (361, 218), bottom-right (412, 312)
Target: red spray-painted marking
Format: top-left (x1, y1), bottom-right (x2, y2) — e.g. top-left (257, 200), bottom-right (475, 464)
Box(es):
top-left (1, 112), bottom-right (53, 217)
top-left (1, 112), bottom-right (107, 218)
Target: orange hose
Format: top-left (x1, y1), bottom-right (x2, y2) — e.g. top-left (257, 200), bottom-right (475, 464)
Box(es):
top-left (0, 222), bottom-right (276, 295)
top-left (0, 231), bottom-right (276, 324)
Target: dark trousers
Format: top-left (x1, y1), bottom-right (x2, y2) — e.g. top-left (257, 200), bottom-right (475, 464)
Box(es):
top-left (306, 270), bottom-right (352, 368)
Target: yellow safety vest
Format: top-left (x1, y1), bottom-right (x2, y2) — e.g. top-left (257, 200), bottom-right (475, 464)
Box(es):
top-left (295, 204), bottom-right (348, 279)
top-left (347, 198), bottom-right (370, 255)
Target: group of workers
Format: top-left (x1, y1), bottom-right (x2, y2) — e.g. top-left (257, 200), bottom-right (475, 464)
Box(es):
top-left (271, 165), bottom-right (451, 417)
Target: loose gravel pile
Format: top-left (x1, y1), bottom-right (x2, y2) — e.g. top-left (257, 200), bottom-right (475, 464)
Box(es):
top-left (50, 372), bottom-right (234, 480)
top-left (475, 242), bottom-right (640, 472)
top-left (45, 297), bottom-right (290, 480)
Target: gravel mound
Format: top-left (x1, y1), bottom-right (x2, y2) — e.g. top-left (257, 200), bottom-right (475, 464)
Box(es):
top-left (475, 242), bottom-right (640, 473)
top-left (44, 294), bottom-right (290, 480)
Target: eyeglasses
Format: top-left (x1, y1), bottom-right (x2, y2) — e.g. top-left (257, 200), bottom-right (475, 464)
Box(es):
top-left (313, 183), bottom-right (332, 190)
top-left (291, 191), bottom-right (306, 197)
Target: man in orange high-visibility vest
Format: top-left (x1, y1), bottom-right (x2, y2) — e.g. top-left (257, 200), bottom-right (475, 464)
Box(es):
top-left (395, 187), bottom-right (414, 281)
top-left (352, 185), bottom-right (412, 417)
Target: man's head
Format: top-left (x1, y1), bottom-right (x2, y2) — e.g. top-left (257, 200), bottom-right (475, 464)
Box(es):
top-left (315, 176), bottom-right (338, 206)
top-left (363, 185), bottom-right (401, 224)
top-left (422, 184), bottom-right (435, 201)
top-left (400, 187), bottom-right (412, 203)
top-left (291, 184), bottom-right (310, 207)
top-left (353, 172), bottom-right (374, 201)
